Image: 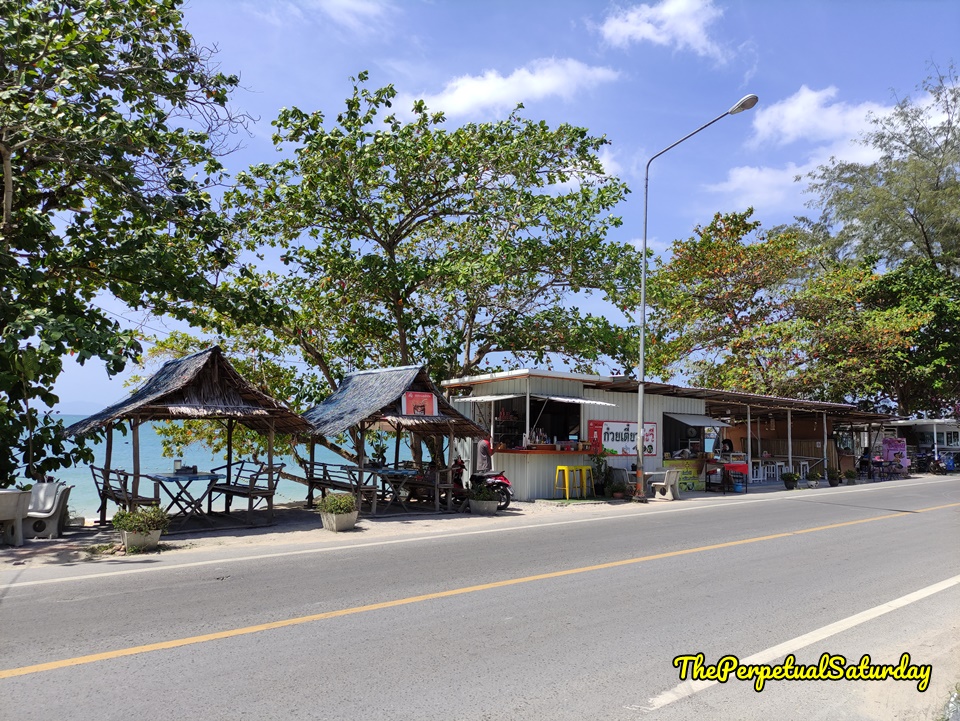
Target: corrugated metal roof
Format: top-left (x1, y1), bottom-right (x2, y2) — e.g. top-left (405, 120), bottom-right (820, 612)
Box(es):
top-left (63, 346), bottom-right (312, 437)
top-left (303, 365), bottom-right (487, 438)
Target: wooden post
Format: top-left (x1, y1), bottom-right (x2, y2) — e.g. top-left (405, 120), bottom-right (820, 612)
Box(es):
top-left (787, 410), bottom-right (793, 473)
top-left (226, 418), bottom-right (234, 485)
top-left (307, 439), bottom-right (316, 507)
top-left (100, 424), bottom-right (114, 525)
top-left (131, 418), bottom-right (141, 510)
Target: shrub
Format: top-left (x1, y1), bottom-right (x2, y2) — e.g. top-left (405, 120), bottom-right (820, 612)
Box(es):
top-left (112, 506), bottom-right (170, 534)
top-left (469, 482), bottom-right (499, 501)
top-left (316, 493), bottom-right (357, 514)
top-left (827, 468), bottom-right (842, 482)
top-left (609, 479), bottom-right (628, 494)
top-left (781, 472), bottom-right (801, 484)
top-left (843, 469), bottom-right (858, 479)
top-left (806, 471), bottom-right (822, 481)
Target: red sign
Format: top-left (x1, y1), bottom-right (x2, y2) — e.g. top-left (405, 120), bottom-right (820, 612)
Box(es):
top-left (402, 391), bottom-right (436, 416)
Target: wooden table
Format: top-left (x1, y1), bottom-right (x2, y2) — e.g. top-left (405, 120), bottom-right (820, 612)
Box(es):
top-left (147, 472), bottom-right (223, 530)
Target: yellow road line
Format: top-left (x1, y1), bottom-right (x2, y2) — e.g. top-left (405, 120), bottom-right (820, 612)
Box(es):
top-left (3, 501), bottom-right (958, 680)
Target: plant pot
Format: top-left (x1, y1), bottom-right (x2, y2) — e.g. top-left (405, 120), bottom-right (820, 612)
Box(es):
top-left (320, 510), bottom-right (359, 532)
top-left (469, 499), bottom-right (499, 515)
top-left (783, 479), bottom-right (798, 490)
top-left (828, 479), bottom-right (840, 487)
top-left (120, 529), bottom-right (162, 552)
top-left (611, 492), bottom-right (625, 499)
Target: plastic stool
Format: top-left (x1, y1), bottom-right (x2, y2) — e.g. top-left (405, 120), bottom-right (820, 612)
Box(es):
top-left (554, 466), bottom-right (578, 499)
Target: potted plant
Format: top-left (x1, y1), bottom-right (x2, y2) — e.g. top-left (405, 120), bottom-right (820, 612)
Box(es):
top-left (316, 492), bottom-right (359, 532)
top-left (805, 471), bottom-right (822, 488)
top-left (112, 506), bottom-right (170, 551)
top-left (468, 482), bottom-right (500, 515)
top-left (609, 478), bottom-right (628, 499)
top-left (368, 431), bottom-right (388, 467)
top-left (781, 472), bottom-right (800, 490)
top-left (590, 448), bottom-right (612, 496)
top-left (843, 468), bottom-right (858, 485)
top-left (827, 468), bottom-right (842, 487)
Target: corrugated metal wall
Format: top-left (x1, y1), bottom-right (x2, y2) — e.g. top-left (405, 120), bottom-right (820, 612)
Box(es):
top-left (451, 377), bottom-right (707, 500)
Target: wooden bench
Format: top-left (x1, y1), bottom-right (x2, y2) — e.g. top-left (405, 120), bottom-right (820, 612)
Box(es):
top-left (208, 461), bottom-right (284, 525)
top-left (90, 466), bottom-right (160, 524)
top-left (305, 462), bottom-right (379, 511)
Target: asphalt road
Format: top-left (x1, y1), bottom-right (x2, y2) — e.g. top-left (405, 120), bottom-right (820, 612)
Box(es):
top-left (2, 477), bottom-right (959, 720)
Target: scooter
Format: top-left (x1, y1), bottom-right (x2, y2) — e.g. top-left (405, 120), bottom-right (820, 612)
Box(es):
top-left (451, 457), bottom-right (513, 510)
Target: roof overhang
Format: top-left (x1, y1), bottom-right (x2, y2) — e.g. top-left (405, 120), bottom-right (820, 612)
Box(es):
top-left (665, 413), bottom-right (731, 428)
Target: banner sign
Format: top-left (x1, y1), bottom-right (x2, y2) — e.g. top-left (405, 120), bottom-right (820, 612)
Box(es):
top-left (882, 436), bottom-right (907, 469)
top-left (587, 420), bottom-right (658, 457)
top-left (402, 391), bottom-right (437, 416)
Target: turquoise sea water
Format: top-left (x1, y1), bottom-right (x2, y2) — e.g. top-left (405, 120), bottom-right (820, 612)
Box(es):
top-left (47, 415), bottom-right (361, 519)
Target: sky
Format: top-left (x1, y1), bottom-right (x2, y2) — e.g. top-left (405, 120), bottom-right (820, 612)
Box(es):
top-left (53, 0), bottom-right (959, 412)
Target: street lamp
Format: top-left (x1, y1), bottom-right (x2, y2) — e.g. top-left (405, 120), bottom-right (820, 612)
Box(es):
top-left (634, 94), bottom-right (758, 501)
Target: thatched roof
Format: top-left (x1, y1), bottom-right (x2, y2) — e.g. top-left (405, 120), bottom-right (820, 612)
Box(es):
top-left (63, 346), bottom-right (312, 437)
top-left (303, 365), bottom-right (487, 439)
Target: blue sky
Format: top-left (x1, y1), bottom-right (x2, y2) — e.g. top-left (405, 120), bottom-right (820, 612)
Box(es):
top-left (54, 0), bottom-right (959, 411)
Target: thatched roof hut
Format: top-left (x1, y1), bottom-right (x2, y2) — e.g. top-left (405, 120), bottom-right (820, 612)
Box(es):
top-left (302, 365), bottom-right (486, 439)
top-left (64, 346), bottom-right (310, 524)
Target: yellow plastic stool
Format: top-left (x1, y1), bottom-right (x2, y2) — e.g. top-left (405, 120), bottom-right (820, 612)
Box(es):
top-left (554, 465), bottom-right (578, 499)
top-left (574, 465), bottom-right (595, 497)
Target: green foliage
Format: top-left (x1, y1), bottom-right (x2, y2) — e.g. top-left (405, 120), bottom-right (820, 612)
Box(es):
top-left (827, 468), bottom-right (842, 482)
top-left (806, 471), bottom-right (822, 481)
top-left (803, 66), bottom-right (960, 273)
top-left (315, 493), bottom-right (357, 515)
top-left (843, 469), bottom-right (858, 480)
top-left (781, 472), bottom-right (801, 484)
top-left (112, 506), bottom-right (170, 533)
top-left (469, 481), bottom-right (499, 502)
top-left (0, 0), bottom-right (247, 485)
top-left (648, 210), bottom-right (812, 395)
top-left (163, 74), bottom-right (638, 464)
top-left (609, 478), bottom-right (627, 494)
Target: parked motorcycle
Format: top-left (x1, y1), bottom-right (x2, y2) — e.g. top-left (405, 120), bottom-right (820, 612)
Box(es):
top-left (451, 457), bottom-right (513, 510)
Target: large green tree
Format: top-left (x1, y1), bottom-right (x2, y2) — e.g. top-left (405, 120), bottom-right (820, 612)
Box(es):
top-left (803, 66), bottom-right (960, 273)
top-left (0, 0), bottom-right (247, 484)
top-left (158, 75), bottom-right (640, 460)
top-left (647, 210), bottom-right (927, 407)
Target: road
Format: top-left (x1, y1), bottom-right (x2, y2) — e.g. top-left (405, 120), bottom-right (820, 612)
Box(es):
top-left (2, 477), bottom-right (958, 720)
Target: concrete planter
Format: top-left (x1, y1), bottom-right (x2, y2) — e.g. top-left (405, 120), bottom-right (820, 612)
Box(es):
top-left (469, 499), bottom-right (499, 516)
top-left (320, 510), bottom-right (359, 532)
top-left (120, 529), bottom-right (162, 552)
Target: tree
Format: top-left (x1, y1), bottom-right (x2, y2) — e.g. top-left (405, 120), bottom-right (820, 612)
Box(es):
top-left (647, 210), bottom-right (812, 396)
top-left (159, 74), bottom-right (639, 461)
top-left (646, 210), bottom-right (928, 408)
top-left (803, 66), bottom-right (960, 273)
top-left (0, 0), bottom-right (247, 484)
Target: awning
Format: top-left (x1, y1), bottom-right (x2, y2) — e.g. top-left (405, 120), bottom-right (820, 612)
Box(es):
top-left (532, 394), bottom-right (616, 407)
top-left (453, 394), bottom-right (524, 404)
top-left (665, 412), bottom-right (730, 428)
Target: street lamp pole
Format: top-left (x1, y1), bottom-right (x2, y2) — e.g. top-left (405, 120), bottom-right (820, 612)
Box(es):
top-left (635, 94), bottom-right (758, 501)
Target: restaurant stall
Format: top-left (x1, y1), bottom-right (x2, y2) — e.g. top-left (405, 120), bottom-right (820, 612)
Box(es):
top-left (444, 369), bottom-right (894, 499)
top-left (63, 346), bottom-right (311, 527)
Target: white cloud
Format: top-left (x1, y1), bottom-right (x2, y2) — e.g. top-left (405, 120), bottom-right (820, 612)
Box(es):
top-left (600, 0), bottom-right (727, 62)
top-left (398, 58), bottom-right (620, 118)
top-left (749, 85), bottom-right (889, 148)
top-left (240, 0), bottom-right (393, 33)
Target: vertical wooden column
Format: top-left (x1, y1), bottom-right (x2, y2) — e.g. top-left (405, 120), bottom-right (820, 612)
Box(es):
top-left (100, 424), bottom-right (114, 525)
top-left (307, 439), bottom-right (316, 507)
top-left (822, 412), bottom-right (828, 475)
top-left (787, 410), bottom-right (793, 472)
top-left (131, 418), bottom-right (141, 510)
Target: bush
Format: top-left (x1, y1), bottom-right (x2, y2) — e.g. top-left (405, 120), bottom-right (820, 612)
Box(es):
top-left (469, 482), bottom-right (499, 502)
top-left (609, 479), bottom-right (628, 494)
top-left (781, 472), bottom-right (801, 484)
top-left (112, 506), bottom-right (170, 533)
top-left (843, 469), bottom-right (858, 479)
top-left (316, 493), bottom-right (357, 514)
top-left (806, 471), bottom-right (822, 481)
top-left (827, 468), bottom-right (842, 482)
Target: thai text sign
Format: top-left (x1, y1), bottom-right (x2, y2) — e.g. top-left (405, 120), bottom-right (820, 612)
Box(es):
top-left (588, 420), bottom-right (658, 457)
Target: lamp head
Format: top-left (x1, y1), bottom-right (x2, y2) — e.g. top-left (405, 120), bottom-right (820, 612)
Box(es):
top-left (728, 94), bottom-right (759, 115)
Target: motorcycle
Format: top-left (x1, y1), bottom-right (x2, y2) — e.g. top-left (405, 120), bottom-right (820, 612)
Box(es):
top-left (451, 457), bottom-right (513, 510)
top-left (929, 455), bottom-right (948, 475)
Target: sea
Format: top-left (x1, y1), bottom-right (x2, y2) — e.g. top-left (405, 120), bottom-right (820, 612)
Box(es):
top-left (42, 415), bottom-right (375, 520)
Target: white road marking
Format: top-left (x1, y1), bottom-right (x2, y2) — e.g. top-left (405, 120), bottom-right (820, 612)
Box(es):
top-left (2, 477), bottom-right (955, 589)
top-left (635, 574), bottom-right (960, 712)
